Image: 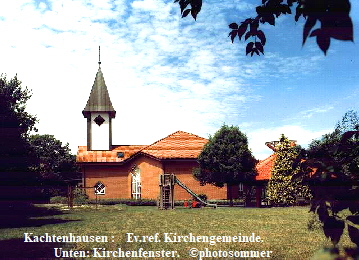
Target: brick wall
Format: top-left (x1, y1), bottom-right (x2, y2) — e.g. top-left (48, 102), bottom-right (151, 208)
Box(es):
top-left (164, 161), bottom-right (227, 200)
top-left (83, 164), bottom-right (130, 199)
top-left (82, 157), bottom-right (228, 201)
top-left (131, 156), bottom-right (163, 199)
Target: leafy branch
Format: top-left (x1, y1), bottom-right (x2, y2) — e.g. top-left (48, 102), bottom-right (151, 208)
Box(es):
top-left (296, 130), bottom-right (359, 247)
top-left (175, 0), bottom-right (354, 56)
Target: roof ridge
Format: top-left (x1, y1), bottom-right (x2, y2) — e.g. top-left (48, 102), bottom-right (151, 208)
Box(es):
top-left (257, 153), bottom-right (276, 165)
top-left (140, 130), bottom-right (207, 151)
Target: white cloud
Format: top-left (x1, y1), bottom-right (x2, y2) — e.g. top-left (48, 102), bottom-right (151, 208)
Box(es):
top-left (300, 105), bottom-right (334, 119)
top-left (247, 125), bottom-right (331, 160)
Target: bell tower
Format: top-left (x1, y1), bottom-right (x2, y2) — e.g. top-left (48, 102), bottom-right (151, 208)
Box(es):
top-left (82, 47), bottom-right (116, 150)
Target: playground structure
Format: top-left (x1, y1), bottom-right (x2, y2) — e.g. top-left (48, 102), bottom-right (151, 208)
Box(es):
top-left (158, 173), bottom-right (217, 209)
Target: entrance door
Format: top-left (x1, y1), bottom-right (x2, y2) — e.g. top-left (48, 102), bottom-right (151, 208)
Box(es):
top-left (131, 167), bottom-right (141, 199)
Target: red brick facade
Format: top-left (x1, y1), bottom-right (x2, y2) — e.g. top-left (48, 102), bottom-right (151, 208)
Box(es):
top-left (77, 131), bottom-right (228, 200)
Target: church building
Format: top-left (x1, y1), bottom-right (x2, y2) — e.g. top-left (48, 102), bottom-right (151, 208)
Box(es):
top-left (76, 60), bottom-right (229, 201)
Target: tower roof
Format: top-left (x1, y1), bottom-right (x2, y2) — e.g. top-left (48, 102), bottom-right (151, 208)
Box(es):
top-left (82, 66), bottom-right (116, 118)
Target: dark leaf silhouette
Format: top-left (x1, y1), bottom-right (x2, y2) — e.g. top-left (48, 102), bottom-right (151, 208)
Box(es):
top-left (255, 42), bottom-right (264, 54)
top-left (317, 202), bottom-right (329, 222)
top-left (245, 31), bottom-right (252, 41)
top-left (250, 20), bottom-right (259, 32)
top-left (323, 217), bottom-right (345, 245)
top-left (182, 9), bottom-right (191, 18)
top-left (238, 23), bottom-right (248, 40)
top-left (229, 23), bottom-right (238, 29)
top-left (283, 4), bottom-right (291, 14)
top-left (229, 30), bottom-right (237, 43)
top-left (190, 0), bottom-right (202, 20)
top-left (256, 30), bottom-right (266, 45)
top-left (246, 42), bottom-right (254, 55)
top-left (316, 33), bottom-right (331, 55)
top-left (324, 15), bottom-right (353, 41)
top-left (266, 13), bottom-right (275, 25)
top-left (191, 9), bottom-right (199, 20)
top-left (310, 28), bottom-right (321, 37)
top-left (256, 6), bottom-right (264, 16)
top-left (295, 5), bottom-right (302, 22)
top-left (303, 16), bottom-right (317, 45)
top-left (179, 0), bottom-right (190, 13)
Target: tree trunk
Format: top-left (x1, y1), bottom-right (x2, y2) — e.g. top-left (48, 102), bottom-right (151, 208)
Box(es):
top-left (228, 184), bottom-right (233, 207)
top-left (245, 185), bottom-right (252, 207)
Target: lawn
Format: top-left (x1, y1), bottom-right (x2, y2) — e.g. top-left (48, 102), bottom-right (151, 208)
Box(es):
top-left (0, 204), bottom-right (355, 259)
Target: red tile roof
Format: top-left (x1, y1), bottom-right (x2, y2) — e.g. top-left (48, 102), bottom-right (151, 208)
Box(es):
top-left (255, 154), bottom-right (276, 181)
top-left (140, 131), bottom-right (208, 159)
top-left (77, 130), bottom-right (276, 181)
top-left (76, 145), bottom-right (146, 163)
top-left (76, 131), bottom-right (207, 162)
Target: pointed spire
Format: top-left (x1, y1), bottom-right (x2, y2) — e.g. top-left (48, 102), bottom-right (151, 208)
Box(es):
top-left (98, 46), bottom-right (101, 66)
top-left (82, 49), bottom-right (116, 119)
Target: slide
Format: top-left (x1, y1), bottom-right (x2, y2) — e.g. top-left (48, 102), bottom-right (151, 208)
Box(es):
top-left (175, 177), bottom-right (217, 208)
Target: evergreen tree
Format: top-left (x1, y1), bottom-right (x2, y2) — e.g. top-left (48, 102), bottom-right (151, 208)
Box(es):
top-left (266, 134), bottom-right (311, 206)
top-left (194, 124), bottom-right (257, 206)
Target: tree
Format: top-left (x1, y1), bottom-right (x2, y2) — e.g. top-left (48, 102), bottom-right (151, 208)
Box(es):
top-left (175, 0), bottom-right (354, 56)
top-left (266, 134), bottom-right (311, 206)
top-left (29, 134), bottom-right (80, 195)
top-left (194, 124), bottom-right (257, 206)
top-left (297, 110), bottom-right (359, 253)
top-left (0, 75), bottom-right (79, 198)
top-left (0, 74), bottom-right (38, 185)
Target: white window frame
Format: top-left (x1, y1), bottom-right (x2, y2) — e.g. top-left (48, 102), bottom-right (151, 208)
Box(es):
top-left (238, 183), bottom-right (244, 196)
top-left (131, 167), bottom-right (141, 200)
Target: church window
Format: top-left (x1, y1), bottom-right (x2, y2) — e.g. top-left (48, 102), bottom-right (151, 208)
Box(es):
top-left (238, 183), bottom-right (244, 197)
top-left (131, 167), bottom-right (141, 199)
top-left (94, 181), bottom-right (106, 195)
top-left (94, 115), bottom-right (105, 126)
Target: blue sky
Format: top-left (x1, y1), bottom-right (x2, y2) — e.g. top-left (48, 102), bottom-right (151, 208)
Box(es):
top-left (0, 0), bottom-right (358, 159)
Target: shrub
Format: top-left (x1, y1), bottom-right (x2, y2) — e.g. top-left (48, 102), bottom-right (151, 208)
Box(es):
top-left (125, 199), bottom-right (157, 206)
top-left (49, 196), bottom-right (67, 204)
top-left (88, 199), bottom-right (128, 205)
top-left (73, 189), bottom-right (88, 205)
top-left (88, 198), bottom-right (157, 206)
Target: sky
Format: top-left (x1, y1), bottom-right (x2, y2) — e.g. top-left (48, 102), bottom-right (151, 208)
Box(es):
top-left (0, 0), bottom-right (358, 160)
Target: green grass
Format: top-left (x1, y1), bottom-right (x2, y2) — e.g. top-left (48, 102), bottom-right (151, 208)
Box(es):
top-left (0, 204), bottom-right (355, 259)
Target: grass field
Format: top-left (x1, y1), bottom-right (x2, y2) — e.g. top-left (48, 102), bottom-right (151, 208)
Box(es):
top-left (0, 204), bottom-right (355, 259)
